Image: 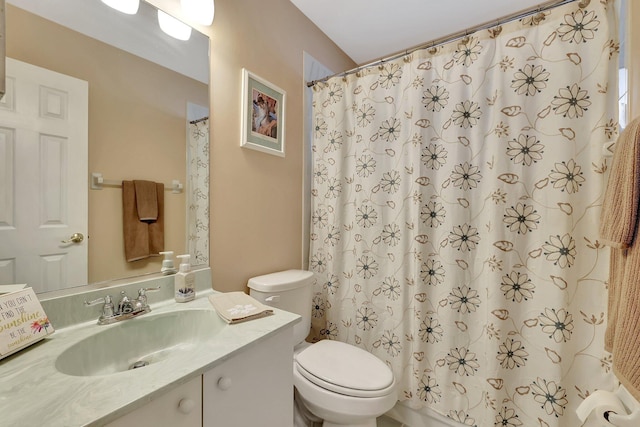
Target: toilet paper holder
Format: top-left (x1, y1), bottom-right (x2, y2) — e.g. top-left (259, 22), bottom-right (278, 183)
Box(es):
top-left (608, 385), bottom-right (640, 427)
top-left (577, 385), bottom-right (640, 427)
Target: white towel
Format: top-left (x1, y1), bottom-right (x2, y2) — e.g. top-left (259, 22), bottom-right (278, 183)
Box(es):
top-left (208, 292), bottom-right (274, 324)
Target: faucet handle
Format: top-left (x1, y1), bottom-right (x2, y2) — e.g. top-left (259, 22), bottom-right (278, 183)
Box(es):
top-left (138, 286), bottom-right (161, 297)
top-left (84, 295), bottom-right (115, 319)
top-left (85, 295), bottom-right (107, 306)
top-left (136, 286), bottom-right (161, 310)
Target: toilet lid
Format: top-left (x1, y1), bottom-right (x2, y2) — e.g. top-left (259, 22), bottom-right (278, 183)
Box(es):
top-left (294, 340), bottom-right (394, 398)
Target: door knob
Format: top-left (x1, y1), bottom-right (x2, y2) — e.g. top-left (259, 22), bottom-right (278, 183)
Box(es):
top-left (61, 232), bottom-right (84, 244)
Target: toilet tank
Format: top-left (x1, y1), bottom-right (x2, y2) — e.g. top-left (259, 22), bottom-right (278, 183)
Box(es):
top-left (248, 270), bottom-right (314, 346)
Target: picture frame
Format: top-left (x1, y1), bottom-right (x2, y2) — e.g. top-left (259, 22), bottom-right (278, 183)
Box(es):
top-left (241, 68), bottom-right (286, 157)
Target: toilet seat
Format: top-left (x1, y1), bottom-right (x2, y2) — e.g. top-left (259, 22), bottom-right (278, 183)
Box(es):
top-left (294, 340), bottom-right (395, 398)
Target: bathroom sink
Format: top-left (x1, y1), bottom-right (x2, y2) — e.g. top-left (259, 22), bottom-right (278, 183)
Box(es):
top-left (55, 309), bottom-right (225, 376)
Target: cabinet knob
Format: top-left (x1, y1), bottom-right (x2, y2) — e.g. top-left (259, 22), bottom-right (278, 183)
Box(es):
top-left (178, 398), bottom-right (195, 414)
top-left (217, 376), bottom-right (232, 391)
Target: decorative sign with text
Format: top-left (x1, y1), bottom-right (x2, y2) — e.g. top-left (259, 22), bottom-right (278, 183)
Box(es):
top-left (0, 288), bottom-right (54, 360)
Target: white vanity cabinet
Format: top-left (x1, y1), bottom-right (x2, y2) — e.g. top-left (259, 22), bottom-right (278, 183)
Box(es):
top-left (106, 325), bottom-right (294, 427)
top-left (105, 375), bottom-right (202, 427)
top-left (202, 327), bottom-right (294, 427)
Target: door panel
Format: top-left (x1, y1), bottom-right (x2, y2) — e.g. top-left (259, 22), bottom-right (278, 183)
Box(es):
top-left (0, 58), bottom-right (88, 293)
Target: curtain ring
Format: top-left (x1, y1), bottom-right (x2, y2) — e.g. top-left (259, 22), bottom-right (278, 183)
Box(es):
top-left (532, 11), bottom-right (546, 25)
top-left (461, 30), bottom-right (470, 45)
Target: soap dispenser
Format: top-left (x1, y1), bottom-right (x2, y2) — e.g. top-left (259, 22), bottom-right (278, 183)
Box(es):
top-left (159, 251), bottom-right (177, 275)
top-left (175, 254), bottom-right (195, 302)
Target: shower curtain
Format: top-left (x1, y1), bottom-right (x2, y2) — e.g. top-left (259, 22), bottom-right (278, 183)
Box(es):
top-left (309, 1), bottom-right (618, 426)
top-left (187, 117), bottom-right (210, 265)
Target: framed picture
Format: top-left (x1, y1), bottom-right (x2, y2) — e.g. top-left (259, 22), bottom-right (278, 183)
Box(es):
top-left (241, 68), bottom-right (286, 157)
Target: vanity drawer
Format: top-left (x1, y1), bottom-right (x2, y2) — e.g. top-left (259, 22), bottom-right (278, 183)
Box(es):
top-left (106, 375), bottom-right (202, 427)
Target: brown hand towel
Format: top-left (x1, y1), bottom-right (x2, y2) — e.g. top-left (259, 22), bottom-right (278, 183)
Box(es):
top-left (599, 118), bottom-right (640, 248)
top-left (599, 116), bottom-right (640, 402)
top-left (134, 180), bottom-right (159, 221)
top-left (148, 182), bottom-right (164, 256)
top-left (123, 180), bottom-right (150, 262)
top-left (123, 181), bottom-right (165, 262)
top-left (599, 118), bottom-right (640, 351)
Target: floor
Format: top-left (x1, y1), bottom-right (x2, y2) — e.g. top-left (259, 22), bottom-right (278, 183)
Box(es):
top-left (378, 415), bottom-right (405, 427)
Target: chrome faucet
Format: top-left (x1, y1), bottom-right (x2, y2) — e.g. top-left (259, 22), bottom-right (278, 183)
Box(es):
top-left (117, 290), bottom-right (134, 314)
top-left (85, 286), bottom-right (161, 325)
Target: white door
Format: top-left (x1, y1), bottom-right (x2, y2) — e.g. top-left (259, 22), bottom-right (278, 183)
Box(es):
top-left (0, 58), bottom-right (88, 293)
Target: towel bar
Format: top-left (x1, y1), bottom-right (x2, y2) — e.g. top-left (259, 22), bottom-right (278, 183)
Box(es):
top-left (90, 172), bottom-right (184, 193)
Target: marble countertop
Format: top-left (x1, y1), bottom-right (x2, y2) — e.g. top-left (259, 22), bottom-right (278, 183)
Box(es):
top-left (0, 290), bottom-right (299, 426)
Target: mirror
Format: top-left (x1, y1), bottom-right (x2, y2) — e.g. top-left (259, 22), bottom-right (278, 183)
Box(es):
top-left (0, 0), bottom-right (210, 294)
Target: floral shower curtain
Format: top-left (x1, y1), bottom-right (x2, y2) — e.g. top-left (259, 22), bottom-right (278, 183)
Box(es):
top-left (309, 1), bottom-right (619, 426)
top-left (187, 117), bottom-right (210, 265)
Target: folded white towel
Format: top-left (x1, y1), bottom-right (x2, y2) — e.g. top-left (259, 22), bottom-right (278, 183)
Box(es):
top-left (208, 292), bottom-right (274, 324)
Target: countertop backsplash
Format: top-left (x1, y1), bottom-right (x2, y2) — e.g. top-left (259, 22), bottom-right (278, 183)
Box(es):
top-left (40, 267), bottom-right (212, 329)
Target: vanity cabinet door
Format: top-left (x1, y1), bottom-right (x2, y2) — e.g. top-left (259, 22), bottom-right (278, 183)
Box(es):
top-left (106, 375), bottom-right (202, 427)
top-left (202, 326), bottom-right (293, 427)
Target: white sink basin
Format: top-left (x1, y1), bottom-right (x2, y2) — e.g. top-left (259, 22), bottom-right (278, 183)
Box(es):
top-left (55, 309), bottom-right (225, 376)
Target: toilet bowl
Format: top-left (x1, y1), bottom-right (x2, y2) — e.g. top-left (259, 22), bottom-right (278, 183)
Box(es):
top-left (294, 340), bottom-right (397, 427)
top-left (248, 270), bottom-right (398, 427)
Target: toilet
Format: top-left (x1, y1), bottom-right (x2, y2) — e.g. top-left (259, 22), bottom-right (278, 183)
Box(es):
top-left (248, 270), bottom-right (397, 427)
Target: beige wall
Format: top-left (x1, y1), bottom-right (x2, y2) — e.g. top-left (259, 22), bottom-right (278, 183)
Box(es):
top-left (150, 0), bottom-right (355, 292)
top-left (200, 0), bottom-right (354, 291)
top-left (7, 5), bottom-right (208, 283)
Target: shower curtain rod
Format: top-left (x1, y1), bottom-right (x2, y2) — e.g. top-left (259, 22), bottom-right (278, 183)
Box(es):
top-left (306, 0), bottom-right (586, 87)
top-left (189, 116), bottom-right (209, 124)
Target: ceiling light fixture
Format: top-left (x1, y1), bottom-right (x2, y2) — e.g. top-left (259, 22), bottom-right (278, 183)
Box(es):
top-left (181, 0), bottom-right (215, 26)
top-left (158, 10), bottom-right (192, 41)
top-left (100, 0), bottom-right (140, 15)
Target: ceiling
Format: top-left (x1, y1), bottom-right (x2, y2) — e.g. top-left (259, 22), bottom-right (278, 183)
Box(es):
top-left (291, 0), bottom-right (551, 65)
